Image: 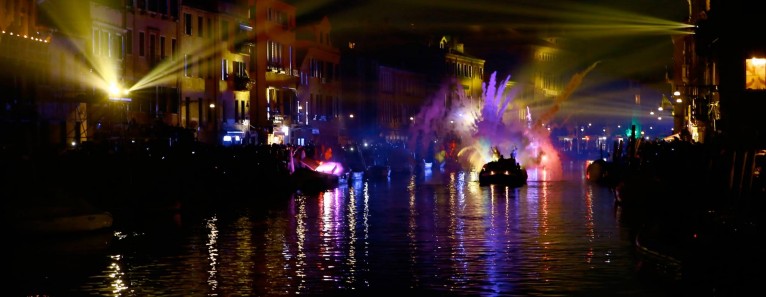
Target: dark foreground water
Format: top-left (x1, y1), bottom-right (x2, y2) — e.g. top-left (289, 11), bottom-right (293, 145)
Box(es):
top-left (9, 161), bottom-right (755, 296)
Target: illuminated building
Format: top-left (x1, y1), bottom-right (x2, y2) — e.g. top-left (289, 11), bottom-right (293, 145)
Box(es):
top-left (295, 16), bottom-right (341, 147)
top-left (247, 0), bottom-right (297, 145)
top-left (180, 0), bottom-right (253, 144)
top-left (0, 0), bottom-right (48, 149)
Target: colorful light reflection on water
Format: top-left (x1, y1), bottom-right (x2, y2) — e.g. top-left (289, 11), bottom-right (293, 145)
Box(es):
top-left (10, 163), bottom-right (720, 296)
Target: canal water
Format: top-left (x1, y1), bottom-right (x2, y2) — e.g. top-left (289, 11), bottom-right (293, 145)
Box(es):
top-left (8, 161), bottom-right (733, 296)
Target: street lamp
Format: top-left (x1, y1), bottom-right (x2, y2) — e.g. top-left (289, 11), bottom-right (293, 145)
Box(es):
top-left (209, 103), bottom-right (217, 140)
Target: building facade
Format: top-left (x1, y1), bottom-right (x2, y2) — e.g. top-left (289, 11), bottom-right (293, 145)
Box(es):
top-left (295, 16), bottom-right (341, 147)
top-left (247, 0), bottom-right (296, 145)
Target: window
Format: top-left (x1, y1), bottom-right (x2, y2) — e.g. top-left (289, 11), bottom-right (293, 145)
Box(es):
top-left (126, 30), bottom-right (132, 55)
top-left (138, 32), bottom-right (145, 56)
top-left (160, 36), bottom-right (165, 59)
top-left (171, 38), bottom-right (176, 61)
top-left (267, 7), bottom-right (289, 29)
top-left (266, 40), bottom-right (283, 69)
top-left (112, 33), bottom-right (123, 60)
top-left (184, 13), bottom-right (192, 35)
top-left (147, 0), bottom-right (157, 12)
top-left (159, 0), bottom-right (168, 15)
top-left (234, 61), bottom-right (246, 76)
top-left (149, 33), bottom-right (156, 61)
top-left (746, 57), bottom-right (766, 90)
top-left (235, 100), bottom-right (240, 122)
top-left (101, 31), bottom-right (109, 56)
top-left (221, 59), bottom-right (228, 80)
top-left (170, 1), bottom-right (179, 18)
top-left (240, 101), bottom-right (245, 122)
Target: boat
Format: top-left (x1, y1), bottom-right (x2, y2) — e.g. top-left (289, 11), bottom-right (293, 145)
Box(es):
top-left (288, 147), bottom-right (341, 193)
top-left (478, 157), bottom-right (528, 187)
top-left (290, 167), bottom-right (340, 194)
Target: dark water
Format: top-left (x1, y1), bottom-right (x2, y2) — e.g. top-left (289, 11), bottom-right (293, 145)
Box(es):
top-left (9, 162), bottom-right (729, 296)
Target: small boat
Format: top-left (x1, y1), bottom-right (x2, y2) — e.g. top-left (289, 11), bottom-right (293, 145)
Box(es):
top-left (290, 167), bottom-right (339, 194)
top-left (288, 147), bottom-right (342, 193)
top-left (478, 157), bottom-right (528, 187)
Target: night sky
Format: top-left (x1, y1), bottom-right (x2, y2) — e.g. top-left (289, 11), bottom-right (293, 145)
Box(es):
top-left (289, 0), bottom-right (690, 87)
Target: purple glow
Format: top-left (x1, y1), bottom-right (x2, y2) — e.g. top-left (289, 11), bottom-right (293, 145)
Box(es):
top-left (408, 67), bottom-right (599, 181)
top-left (315, 161), bottom-right (345, 176)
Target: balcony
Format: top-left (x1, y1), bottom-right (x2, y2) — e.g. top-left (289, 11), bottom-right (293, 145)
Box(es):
top-left (230, 74), bottom-right (253, 91)
top-left (233, 41), bottom-right (254, 55)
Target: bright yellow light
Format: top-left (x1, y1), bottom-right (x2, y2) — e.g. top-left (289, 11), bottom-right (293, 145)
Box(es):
top-left (750, 58), bottom-right (766, 66)
top-left (109, 83), bottom-right (120, 96)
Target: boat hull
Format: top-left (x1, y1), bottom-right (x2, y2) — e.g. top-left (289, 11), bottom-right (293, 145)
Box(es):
top-left (478, 159), bottom-right (528, 187)
top-left (290, 167), bottom-right (340, 194)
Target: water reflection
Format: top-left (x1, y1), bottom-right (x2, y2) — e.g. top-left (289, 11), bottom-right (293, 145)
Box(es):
top-left (108, 255), bottom-right (127, 295)
top-left (13, 165), bottom-right (691, 296)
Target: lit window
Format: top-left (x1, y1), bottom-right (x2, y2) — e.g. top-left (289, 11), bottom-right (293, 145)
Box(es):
top-left (746, 57), bottom-right (766, 90)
